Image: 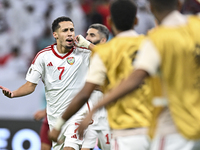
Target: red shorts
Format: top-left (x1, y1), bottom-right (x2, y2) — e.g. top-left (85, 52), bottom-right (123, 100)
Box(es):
top-left (40, 116), bottom-right (52, 146)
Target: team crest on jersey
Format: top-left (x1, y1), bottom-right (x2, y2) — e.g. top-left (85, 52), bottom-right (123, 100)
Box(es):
top-left (67, 57), bottom-right (75, 65)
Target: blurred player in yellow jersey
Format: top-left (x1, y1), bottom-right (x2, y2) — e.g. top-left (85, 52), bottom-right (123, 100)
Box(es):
top-left (78, 0), bottom-right (200, 150)
top-left (49, 0), bottom-right (155, 150)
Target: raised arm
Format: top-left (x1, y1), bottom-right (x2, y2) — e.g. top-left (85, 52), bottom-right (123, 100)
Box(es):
top-left (74, 35), bottom-right (95, 51)
top-left (0, 81), bottom-right (37, 98)
top-left (78, 69), bottom-right (149, 137)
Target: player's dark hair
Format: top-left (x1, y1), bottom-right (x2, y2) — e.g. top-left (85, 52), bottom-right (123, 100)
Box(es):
top-left (89, 23), bottom-right (110, 40)
top-left (149, 0), bottom-right (178, 12)
top-left (110, 0), bottom-right (137, 31)
top-left (52, 16), bottom-right (74, 32)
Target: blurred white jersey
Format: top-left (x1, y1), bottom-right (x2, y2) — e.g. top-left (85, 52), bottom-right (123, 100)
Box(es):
top-left (26, 44), bottom-right (91, 127)
top-left (83, 90), bottom-right (111, 150)
top-left (89, 90), bottom-right (109, 130)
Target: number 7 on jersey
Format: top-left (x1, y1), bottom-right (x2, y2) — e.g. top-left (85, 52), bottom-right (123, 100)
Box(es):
top-left (58, 67), bottom-right (65, 80)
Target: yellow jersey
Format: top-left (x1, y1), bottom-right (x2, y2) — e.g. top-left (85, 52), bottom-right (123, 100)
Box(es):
top-left (93, 35), bottom-right (154, 129)
top-left (148, 16), bottom-right (200, 139)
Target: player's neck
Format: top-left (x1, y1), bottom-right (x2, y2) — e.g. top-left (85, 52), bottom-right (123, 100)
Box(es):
top-left (154, 9), bottom-right (176, 25)
top-left (56, 45), bottom-right (72, 54)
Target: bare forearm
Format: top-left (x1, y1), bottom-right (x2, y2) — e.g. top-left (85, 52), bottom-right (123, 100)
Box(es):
top-left (12, 81), bottom-right (37, 97)
top-left (92, 69), bottom-right (148, 112)
top-left (62, 93), bottom-right (88, 120)
top-left (48, 90), bottom-right (91, 142)
top-left (62, 82), bottom-right (97, 121)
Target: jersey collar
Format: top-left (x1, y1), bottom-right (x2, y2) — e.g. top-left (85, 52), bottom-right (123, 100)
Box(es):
top-left (51, 43), bottom-right (74, 59)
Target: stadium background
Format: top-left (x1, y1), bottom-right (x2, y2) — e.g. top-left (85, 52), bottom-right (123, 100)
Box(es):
top-left (0, 0), bottom-right (199, 149)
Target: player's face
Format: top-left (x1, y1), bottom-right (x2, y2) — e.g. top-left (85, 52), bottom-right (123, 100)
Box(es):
top-left (86, 28), bottom-right (101, 45)
top-left (55, 21), bottom-right (75, 49)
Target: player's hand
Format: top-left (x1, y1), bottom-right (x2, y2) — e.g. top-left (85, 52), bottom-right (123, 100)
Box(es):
top-left (48, 128), bottom-right (63, 144)
top-left (48, 117), bottom-right (65, 144)
top-left (74, 35), bottom-right (91, 48)
top-left (0, 86), bottom-right (13, 98)
top-left (78, 112), bottom-right (94, 139)
top-left (34, 110), bottom-right (46, 121)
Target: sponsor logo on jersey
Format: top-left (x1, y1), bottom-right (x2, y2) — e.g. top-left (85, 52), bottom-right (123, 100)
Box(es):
top-left (47, 62), bottom-right (53, 66)
top-left (67, 57), bottom-right (75, 65)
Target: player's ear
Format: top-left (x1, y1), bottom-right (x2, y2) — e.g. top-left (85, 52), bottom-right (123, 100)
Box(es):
top-left (100, 37), bottom-right (107, 44)
top-left (53, 32), bottom-right (58, 39)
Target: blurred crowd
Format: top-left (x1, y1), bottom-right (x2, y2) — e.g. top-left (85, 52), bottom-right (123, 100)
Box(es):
top-left (0, 0), bottom-right (199, 81)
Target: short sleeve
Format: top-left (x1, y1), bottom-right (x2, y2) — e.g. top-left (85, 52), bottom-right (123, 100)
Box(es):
top-left (86, 53), bottom-right (107, 85)
top-left (134, 39), bottom-right (161, 75)
top-left (26, 64), bottom-right (42, 84)
top-left (26, 54), bottom-right (43, 84)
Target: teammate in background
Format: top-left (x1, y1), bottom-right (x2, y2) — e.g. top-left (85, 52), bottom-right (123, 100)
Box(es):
top-left (49, 1), bottom-right (154, 150)
top-left (34, 109), bottom-right (52, 150)
top-left (0, 16), bottom-right (95, 150)
top-left (82, 23), bottom-right (111, 150)
top-left (78, 0), bottom-right (200, 150)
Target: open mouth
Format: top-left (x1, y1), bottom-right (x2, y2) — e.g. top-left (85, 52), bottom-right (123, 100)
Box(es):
top-left (66, 39), bottom-right (73, 43)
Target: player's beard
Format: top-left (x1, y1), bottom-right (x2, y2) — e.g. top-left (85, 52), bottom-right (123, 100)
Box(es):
top-left (65, 45), bottom-right (73, 50)
top-left (65, 42), bottom-right (74, 50)
top-left (89, 40), bottom-right (101, 45)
